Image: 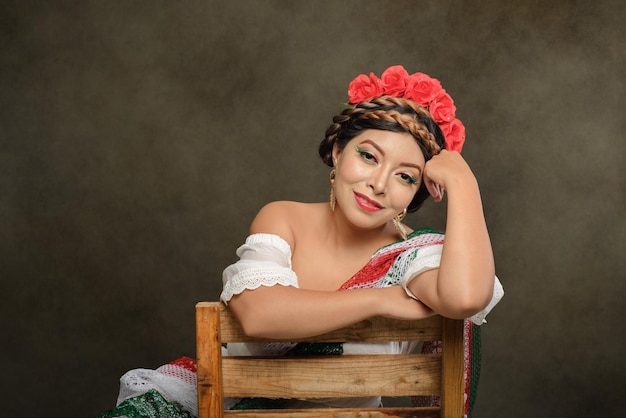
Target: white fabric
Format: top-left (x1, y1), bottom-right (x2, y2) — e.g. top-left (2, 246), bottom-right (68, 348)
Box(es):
top-left (400, 244), bottom-right (444, 299)
top-left (400, 243), bottom-right (504, 325)
top-left (470, 277), bottom-right (504, 325)
top-left (226, 341), bottom-right (417, 358)
top-left (116, 360), bottom-right (205, 416)
top-left (221, 233), bottom-right (298, 303)
top-left (226, 341), bottom-right (298, 356)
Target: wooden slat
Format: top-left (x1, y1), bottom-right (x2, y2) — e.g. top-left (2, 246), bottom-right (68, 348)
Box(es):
top-left (224, 406), bottom-right (441, 417)
top-left (200, 302), bottom-right (443, 343)
top-left (223, 354), bottom-right (441, 398)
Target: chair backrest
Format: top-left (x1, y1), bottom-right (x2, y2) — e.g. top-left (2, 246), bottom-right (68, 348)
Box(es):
top-left (196, 301), bottom-right (465, 418)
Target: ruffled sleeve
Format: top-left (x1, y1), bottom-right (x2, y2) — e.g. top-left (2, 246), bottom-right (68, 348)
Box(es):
top-left (400, 244), bottom-right (504, 325)
top-left (220, 233), bottom-right (299, 304)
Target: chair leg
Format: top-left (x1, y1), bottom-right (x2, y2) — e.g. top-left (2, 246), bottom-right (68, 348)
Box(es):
top-left (441, 318), bottom-right (465, 418)
top-left (196, 303), bottom-right (224, 418)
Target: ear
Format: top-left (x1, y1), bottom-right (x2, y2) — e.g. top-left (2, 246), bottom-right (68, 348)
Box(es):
top-left (331, 143), bottom-right (342, 166)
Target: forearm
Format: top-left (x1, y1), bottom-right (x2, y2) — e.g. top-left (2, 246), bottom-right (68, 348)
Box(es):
top-left (228, 285), bottom-right (383, 339)
top-left (228, 284), bottom-right (434, 339)
top-left (442, 175), bottom-right (495, 295)
top-left (410, 178), bottom-right (495, 318)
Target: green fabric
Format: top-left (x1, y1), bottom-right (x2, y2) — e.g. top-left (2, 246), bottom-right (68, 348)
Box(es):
top-left (230, 398), bottom-right (291, 410)
top-left (468, 323), bottom-right (481, 417)
top-left (286, 342), bottom-right (343, 356)
top-left (97, 389), bottom-right (192, 418)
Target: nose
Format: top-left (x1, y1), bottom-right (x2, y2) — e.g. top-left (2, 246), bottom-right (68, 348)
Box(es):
top-left (367, 168), bottom-right (388, 195)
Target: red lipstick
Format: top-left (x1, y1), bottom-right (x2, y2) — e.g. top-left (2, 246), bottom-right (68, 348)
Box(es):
top-left (354, 192), bottom-right (383, 212)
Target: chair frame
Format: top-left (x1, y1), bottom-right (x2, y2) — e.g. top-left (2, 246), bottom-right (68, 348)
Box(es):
top-left (196, 301), bottom-right (465, 417)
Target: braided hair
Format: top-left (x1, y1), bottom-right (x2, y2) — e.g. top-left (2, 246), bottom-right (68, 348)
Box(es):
top-left (318, 96), bottom-right (446, 212)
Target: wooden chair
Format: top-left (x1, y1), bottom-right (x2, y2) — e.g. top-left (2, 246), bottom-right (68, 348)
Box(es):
top-left (196, 301), bottom-right (465, 418)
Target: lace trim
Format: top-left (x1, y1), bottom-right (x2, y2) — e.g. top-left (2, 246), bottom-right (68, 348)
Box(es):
top-left (221, 233), bottom-right (298, 303)
top-left (221, 265), bottom-right (298, 303)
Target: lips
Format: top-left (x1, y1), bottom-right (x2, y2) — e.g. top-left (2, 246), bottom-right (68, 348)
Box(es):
top-left (354, 192), bottom-right (383, 212)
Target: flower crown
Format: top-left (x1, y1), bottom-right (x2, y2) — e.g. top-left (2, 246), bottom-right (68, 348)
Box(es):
top-left (347, 65), bottom-right (465, 153)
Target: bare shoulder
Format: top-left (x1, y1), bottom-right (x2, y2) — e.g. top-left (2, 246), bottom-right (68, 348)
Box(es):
top-left (252, 201), bottom-right (310, 222)
top-left (250, 201), bottom-right (320, 248)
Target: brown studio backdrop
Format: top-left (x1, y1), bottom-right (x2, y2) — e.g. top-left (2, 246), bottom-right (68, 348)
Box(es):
top-left (1, 1), bottom-right (625, 417)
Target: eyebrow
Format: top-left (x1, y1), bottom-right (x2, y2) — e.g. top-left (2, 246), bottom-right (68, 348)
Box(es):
top-left (359, 139), bottom-right (386, 156)
top-left (358, 139), bottom-right (423, 174)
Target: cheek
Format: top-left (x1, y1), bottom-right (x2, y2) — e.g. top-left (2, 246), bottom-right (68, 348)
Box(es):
top-left (337, 159), bottom-right (368, 183)
top-left (389, 183), bottom-right (419, 208)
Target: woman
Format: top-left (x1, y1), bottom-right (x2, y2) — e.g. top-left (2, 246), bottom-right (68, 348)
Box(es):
top-left (221, 65), bottom-right (503, 411)
top-left (103, 65), bottom-right (503, 417)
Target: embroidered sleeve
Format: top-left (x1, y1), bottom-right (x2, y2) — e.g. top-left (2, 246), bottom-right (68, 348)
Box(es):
top-left (400, 244), bottom-right (504, 325)
top-left (400, 244), bottom-right (443, 299)
top-left (220, 233), bottom-right (299, 304)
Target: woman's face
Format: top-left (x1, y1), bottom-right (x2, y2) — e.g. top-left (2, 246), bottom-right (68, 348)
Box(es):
top-left (332, 129), bottom-right (425, 229)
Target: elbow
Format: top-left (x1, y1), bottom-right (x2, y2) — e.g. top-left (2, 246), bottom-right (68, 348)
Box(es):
top-left (446, 301), bottom-right (488, 320)
top-left (237, 318), bottom-right (269, 339)
top-left (228, 295), bottom-right (271, 339)
top-left (441, 285), bottom-right (493, 320)
top-left (233, 309), bottom-right (274, 339)
top-left (227, 286), bottom-right (301, 339)
top-left (230, 308), bottom-right (257, 337)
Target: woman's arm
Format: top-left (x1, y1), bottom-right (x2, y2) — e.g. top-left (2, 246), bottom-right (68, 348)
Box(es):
top-left (229, 284), bottom-right (434, 339)
top-left (226, 202), bottom-right (434, 340)
top-left (408, 150), bottom-right (495, 319)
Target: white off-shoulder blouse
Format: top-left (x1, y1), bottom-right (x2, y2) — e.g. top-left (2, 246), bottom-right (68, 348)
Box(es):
top-left (221, 233), bottom-right (503, 325)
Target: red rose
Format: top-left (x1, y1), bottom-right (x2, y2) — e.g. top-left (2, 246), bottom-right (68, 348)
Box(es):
top-left (345, 66), bottom-right (467, 154)
top-left (380, 65), bottom-right (410, 97)
top-left (348, 72), bottom-right (383, 104)
top-left (440, 118), bottom-right (466, 153)
top-left (404, 72), bottom-right (443, 106)
top-left (428, 90), bottom-right (457, 123)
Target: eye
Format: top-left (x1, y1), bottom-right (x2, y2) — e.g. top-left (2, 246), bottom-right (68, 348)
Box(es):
top-left (355, 146), bottom-right (377, 163)
top-left (399, 172), bottom-right (419, 185)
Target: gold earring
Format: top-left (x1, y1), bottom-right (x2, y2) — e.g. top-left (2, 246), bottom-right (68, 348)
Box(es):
top-left (329, 168), bottom-right (336, 212)
top-left (393, 208), bottom-right (408, 240)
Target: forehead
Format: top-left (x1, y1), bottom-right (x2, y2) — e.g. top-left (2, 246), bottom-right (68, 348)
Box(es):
top-left (350, 129), bottom-right (426, 163)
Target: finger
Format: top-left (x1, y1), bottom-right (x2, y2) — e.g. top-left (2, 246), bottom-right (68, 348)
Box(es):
top-left (426, 181), bottom-right (443, 202)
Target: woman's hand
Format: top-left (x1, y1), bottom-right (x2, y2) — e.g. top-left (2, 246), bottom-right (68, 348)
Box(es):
top-left (376, 286), bottom-right (436, 320)
top-left (422, 150), bottom-right (477, 202)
